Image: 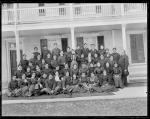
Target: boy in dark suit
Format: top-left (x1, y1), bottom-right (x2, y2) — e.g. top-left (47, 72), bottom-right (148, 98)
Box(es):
top-left (112, 48), bottom-right (120, 63)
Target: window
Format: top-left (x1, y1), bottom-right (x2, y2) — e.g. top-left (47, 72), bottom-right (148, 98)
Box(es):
top-left (75, 7), bottom-right (81, 15)
top-left (38, 3), bottom-right (46, 16)
top-left (96, 5), bottom-right (101, 14)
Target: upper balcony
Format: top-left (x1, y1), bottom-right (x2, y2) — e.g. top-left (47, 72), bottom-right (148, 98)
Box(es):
top-left (2, 3), bottom-right (147, 27)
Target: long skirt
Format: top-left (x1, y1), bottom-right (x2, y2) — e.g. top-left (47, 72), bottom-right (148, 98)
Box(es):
top-left (113, 74), bottom-right (124, 88)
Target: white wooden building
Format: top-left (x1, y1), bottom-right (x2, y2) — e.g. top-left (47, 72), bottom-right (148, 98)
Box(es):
top-left (2, 3), bottom-right (147, 90)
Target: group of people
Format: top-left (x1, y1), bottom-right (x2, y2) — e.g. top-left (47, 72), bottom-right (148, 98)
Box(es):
top-left (6, 43), bottom-right (129, 97)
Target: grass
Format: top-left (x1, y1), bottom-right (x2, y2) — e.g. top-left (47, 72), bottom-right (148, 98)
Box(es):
top-left (2, 97), bottom-right (147, 116)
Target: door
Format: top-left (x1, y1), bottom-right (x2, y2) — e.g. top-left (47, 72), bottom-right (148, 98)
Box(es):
top-left (130, 34), bottom-right (145, 63)
top-left (97, 36), bottom-right (104, 50)
top-left (10, 50), bottom-right (23, 76)
top-left (61, 38), bottom-right (68, 52)
top-left (40, 39), bottom-right (48, 57)
top-left (76, 37), bottom-right (84, 48)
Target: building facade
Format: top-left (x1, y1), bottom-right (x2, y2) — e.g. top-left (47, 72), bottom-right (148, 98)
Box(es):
top-left (2, 3), bottom-right (147, 90)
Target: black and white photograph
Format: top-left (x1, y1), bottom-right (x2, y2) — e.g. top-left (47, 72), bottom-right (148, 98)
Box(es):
top-left (1, 3), bottom-right (147, 116)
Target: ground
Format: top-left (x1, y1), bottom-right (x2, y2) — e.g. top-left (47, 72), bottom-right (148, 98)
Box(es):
top-left (2, 97), bottom-right (147, 116)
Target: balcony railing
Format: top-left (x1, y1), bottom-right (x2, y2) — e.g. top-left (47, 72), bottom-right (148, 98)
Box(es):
top-left (2, 3), bottom-right (147, 25)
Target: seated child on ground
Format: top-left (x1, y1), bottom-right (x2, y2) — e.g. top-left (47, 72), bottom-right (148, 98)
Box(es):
top-left (41, 73), bottom-right (56, 95)
top-left (27, 72), bottom-right (37, 97)
top-left (6, 76), bottom-right (21, 97)
top-left (53, 71), bottom-right (62, 94)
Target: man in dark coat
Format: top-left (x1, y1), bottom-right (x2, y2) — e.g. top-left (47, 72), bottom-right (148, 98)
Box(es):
top-left (118, 50), bottom-right (129, 87)
top-left (52, 43), bottom-right (61, 58)
top-left (112, 48), bottom-right (120, 63)
top-left (42, 46), bottom-right (51, 60)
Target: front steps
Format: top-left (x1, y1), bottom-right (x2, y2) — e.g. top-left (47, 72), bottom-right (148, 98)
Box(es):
top-left (128, 63), bottom-right (147, 83)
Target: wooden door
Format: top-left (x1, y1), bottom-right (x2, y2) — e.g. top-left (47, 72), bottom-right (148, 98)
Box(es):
top-left (130, 34), bottom-right (145, 63)
top-left (61, 38), bottom-right (68, 52)
top-left (97, 36), bottom-right (104, 50)
top-left (76, 37), bottom-right (84, 48)
top-left (10, 50), bottom-right (23, 76)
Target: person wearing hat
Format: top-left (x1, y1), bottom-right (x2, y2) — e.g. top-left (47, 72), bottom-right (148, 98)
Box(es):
top-left (118, 50), bottom-right (129, 87)
top-left (33, 47), bottom-right (40, 60)
top-left (19, 54), bottom-right (29, 73)
top-left (112, 62), bottom-right (123, 88)
top-left (41, 46), bottom-right (51, 60)
top-left (112, 48), bottom-right (120, 63)
top-left (52, 43), bottom-right (61, 58)
top-left (58, 50), bottom-right (66, 70)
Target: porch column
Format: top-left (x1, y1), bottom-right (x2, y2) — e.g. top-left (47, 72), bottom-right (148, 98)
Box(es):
top-left (71, 27), bottom-right (75, 50)
top-left (121, 3), bottom-right (125, 16)
top-left (122, 24), bottom-right (127, 51)
top-left (14, 3), bottom-right (20, 65)
top-left (112, 30), bottom-right (115, 48)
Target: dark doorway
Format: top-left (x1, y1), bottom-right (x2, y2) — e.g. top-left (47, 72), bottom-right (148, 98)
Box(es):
top-left (76, 37), bottom-right (84, 48)
top-left (10, 50), bottom-right (23, 76)
top-left (61, 38), bottom-right (68, 52)
top-left (130, 34), bottom-right (145, 63)
top-left (97, 36), bottom-right (104, 50)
